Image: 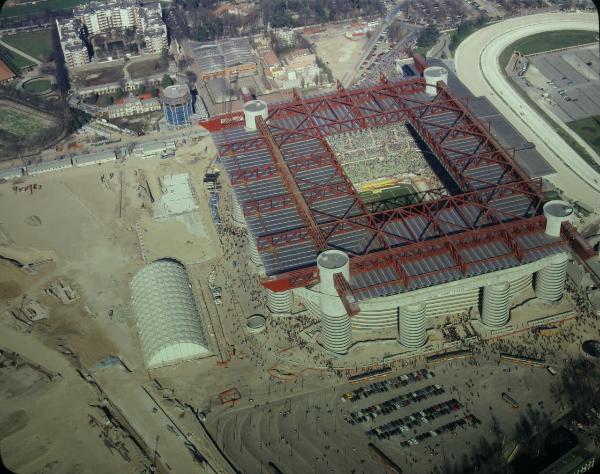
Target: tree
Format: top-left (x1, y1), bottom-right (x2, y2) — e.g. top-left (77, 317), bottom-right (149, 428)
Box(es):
top-left (151, 87), bottom-right (160, 97)
top-left (389, 20), bottom-right (405, 43)
top-left (196, 25), bottom-right (209, 42)
top-left (115, 88), bottom-right (124, 99)
top-left (138, 83), bottom-right (147, 94)
top-left (185, 70), bottom-right (197, 84)
top-left (417, 24), bottom-right (440, 49)
top-left (161, 74), bottom-right (173, 89)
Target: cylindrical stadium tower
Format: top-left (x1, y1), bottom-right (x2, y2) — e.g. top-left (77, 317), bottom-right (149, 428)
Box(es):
top-left (162, 84), bottom-right (194, 127)
top-left (398, 303), bottom-right (427, 348)
top-left (247, 234), bottom-right (262, 267)
top-left (243, 100), bottom-right (268, 130)
top-left (232, 194), bottom-right (246, 225)
top-left (535, 200), bottom-right (573, 302)
top-left (481, 282), bottom-right (510, 327)
top-left (424, 66), bottom-right (448, 96)
top-left (267, 289), bottom-right (293, 314)
top-left (318, 250), bottom-right (352, 355)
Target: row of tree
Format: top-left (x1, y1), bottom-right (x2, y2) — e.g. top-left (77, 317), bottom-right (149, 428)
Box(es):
top-left (167, 0), bottom-right (385, 42)
top-left (449, 15), bottom-right (489, 51)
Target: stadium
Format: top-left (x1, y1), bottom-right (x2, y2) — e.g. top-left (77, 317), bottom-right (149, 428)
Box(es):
top-left (210, 57), bottom-right (595, 355)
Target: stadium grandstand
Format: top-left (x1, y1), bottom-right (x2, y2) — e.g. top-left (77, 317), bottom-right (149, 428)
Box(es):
top-left (209, 57), bottom-right (596, 356)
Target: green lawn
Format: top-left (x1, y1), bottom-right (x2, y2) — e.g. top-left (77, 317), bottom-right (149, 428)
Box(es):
top-left (0, 45), bottom-right (35, 74)
top-left (499, 30), bottom-right (599, 69)
top-left (567, 116), bottom-right (600, 157)
top-left (23, 78), bottom-right (53, 93)
top-left (0, 105), bottom-right (52, 138)
top-left (449, 18), bottom-right (489, 53)
top-left (127, 58), bottom-right (168, 80)
top-left (360, 183), bottom-right (420, 209)
top-left (2, 30), bottom-right (53, 62)
top-left (0, 0), bottom-right (84, 18)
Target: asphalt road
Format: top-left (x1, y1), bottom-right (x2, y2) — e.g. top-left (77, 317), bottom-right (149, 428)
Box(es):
top-left (342, 3), bottom-right (405, 87)
top-left (454, 12), bottom-right (600, 207)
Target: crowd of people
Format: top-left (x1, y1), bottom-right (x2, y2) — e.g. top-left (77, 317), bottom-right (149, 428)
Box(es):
top-left (326, 123), bottom-right (443, 188)
top-left (211, 182), bottom-right (599, 380)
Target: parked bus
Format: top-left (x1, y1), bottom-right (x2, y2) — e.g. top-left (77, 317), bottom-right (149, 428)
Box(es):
top-left (427, 350), bottom-right (473, 365)
top-left (499, 353), bottom-right (546, 368)
top-left (348, 366), bottom-right (392, 384)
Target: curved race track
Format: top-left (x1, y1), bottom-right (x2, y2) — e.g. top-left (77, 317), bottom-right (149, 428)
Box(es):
top-left (455, 12), bottom-right (600, 206)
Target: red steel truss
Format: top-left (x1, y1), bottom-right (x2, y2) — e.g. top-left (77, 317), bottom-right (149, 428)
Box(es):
top-left (255, 181), bottom-right (541, 252)
top-left (255, 116), bottom-right (327, 251)
top-left (334, 272), bottom-right (361, 316)
top-left (215, 76), bottom-right (580, 296)
top-left (261, 215), bottom-right (569, 294)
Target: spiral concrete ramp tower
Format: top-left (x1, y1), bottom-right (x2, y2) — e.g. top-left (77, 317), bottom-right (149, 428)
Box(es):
top-left (536, 201), bottom-right (573, 302)
top-left (266, 288), bottom-right (293, 314)
top-left (481, 282), bottom-right (510, 327)
top-left (398, 303), bottom-right (427, 348)
top-left (318, 250), bottom-right (352, 355)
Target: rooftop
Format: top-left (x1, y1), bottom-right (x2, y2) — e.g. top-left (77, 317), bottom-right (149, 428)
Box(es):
top-left (214, 76), bottom-right (570, 298)
top-left (193, 38), bottom-right (255, 74)
top-left (0, 59), bottom-right (16, 82)
top-left (162, 84), bottom-right (191, 100)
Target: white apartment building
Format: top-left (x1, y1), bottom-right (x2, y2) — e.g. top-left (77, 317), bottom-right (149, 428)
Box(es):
top-left (105, 97), bottom-right (161, 118)
top-left (59, 0), bottom-right (167, 70)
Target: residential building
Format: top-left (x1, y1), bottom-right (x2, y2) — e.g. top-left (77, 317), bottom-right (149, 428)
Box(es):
top-left (58, 0), bottom-right (167, 70)
top-left (285, 49), bottom-right (316, 70)
top-left (105, 96), bottom-right (161, 118)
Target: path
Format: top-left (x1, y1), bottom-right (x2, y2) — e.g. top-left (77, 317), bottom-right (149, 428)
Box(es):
top-left (0, 37), bottom-right (41, 65)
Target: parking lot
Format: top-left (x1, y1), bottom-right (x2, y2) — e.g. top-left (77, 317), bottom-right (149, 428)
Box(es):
top-left (211, 355), bottom-right (551, 473)
top-left (516, 44), bottom-right (600, 122)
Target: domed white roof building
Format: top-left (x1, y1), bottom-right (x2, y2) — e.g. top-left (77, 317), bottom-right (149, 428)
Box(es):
top-left (130, 258), bottom-right (209, 368)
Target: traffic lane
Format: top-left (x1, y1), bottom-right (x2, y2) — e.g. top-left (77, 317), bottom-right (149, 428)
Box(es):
top-left (455, 13), bottom-right (600, 205)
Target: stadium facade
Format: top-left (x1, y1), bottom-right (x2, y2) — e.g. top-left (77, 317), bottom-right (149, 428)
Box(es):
top-left (211, 60), bottom-right (595, 355)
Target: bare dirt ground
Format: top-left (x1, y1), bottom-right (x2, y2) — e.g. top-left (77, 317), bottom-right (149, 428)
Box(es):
top-left (308, 25), bottom-right (368, 81)
top-left (0, 324), bottom-right (149, 473)
top-left (0, 137), bottom-right (223, 473)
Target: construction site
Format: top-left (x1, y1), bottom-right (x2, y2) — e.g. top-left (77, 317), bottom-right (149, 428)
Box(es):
top-left (1, 50), bottom-right (600, 473)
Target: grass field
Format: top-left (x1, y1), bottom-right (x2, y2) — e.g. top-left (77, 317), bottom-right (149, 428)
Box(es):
top-left (23, 78), bottom-right (53, 93)
top-left (499, 30), bottom-right (599, 69)
top-left (0, 0), bottom-right (84, 17)
top-left (0, 105), bottom-right (53, 138)
top-left (567, 116), bottom-right (600, 157)
top-left (127, 58), bottom-right (168, 80)
top-left (72, 66), bottom-right (125, 87)
top-left (360, 183), bottom-right (419, 208)
top-left (0, 45), bottom-right (35, 73)
top-left (2, 30), bottom-right (53, 62)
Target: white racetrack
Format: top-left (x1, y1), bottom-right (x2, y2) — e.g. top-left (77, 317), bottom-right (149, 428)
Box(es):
top-left (455, 12), bottom-right (600, 206)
